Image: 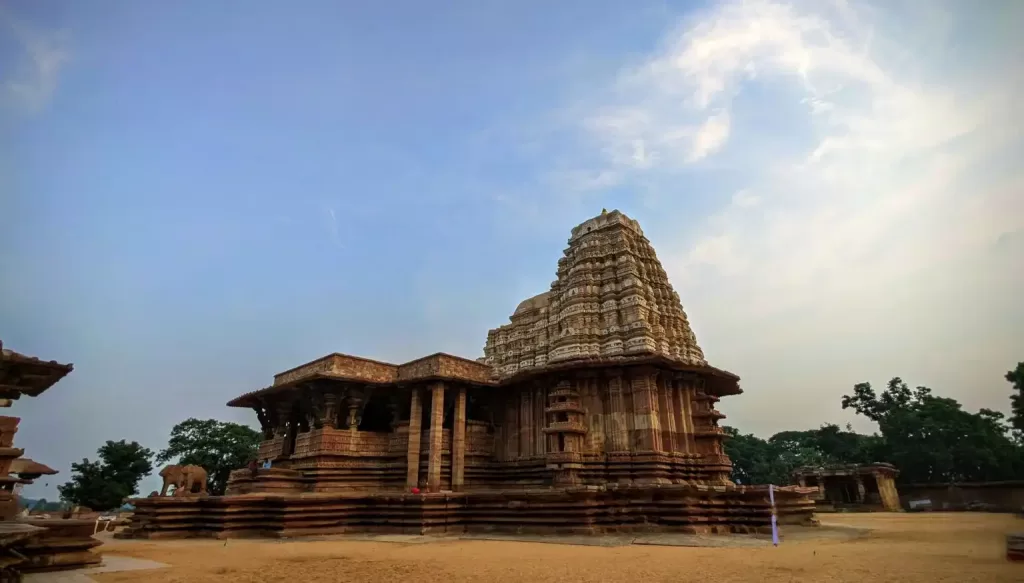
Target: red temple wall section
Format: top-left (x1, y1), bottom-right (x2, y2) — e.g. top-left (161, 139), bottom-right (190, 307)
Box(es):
top-left (490, 372), bottom-right (725, 461)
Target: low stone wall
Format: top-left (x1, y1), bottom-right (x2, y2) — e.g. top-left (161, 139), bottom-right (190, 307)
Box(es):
top-left (15, 518), bottom-right (102, 572)
top-left (120, 484), bottom-right (817, 539)
top-left (900, 481), bottom-right (1024, 512)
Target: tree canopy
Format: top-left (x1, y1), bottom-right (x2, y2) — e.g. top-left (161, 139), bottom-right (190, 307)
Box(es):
top-left (1007, 362), bottom-right (1024, 436)
top-left (841, 377), bottom-right (1023, 483)
top-left (726, 366), bottom-right (1024, 485)
top-left (156, 418), bottom-right (262, 495)
top-left (57, 440), bottom-right (154, 511)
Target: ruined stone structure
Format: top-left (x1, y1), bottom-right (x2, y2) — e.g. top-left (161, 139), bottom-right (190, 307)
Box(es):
top-left (793, 463), bottom-right (901, 512)
top-left (124, 210), bottom-right (817, 539)
top-left (0, 342), bottom-right (102, 578)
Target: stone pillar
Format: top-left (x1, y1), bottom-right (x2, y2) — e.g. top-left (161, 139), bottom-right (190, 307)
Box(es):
top-left (321, 391), bottom-right (342, 429)
top-left (855, 475), bottom-right (866, 503)
top-left (505, 395), bottom-right (520, 459)
top-left (657, 376), bottom-right (677, 453)
top-left (426, 382), bottom-right (445, 492)
top-left (520, 388), bottom-right (533, 457)
top-left (875, 473), bottom-right (902, 512)
top-left (452, 386), bottom-right (467, 491)
top-left (675, 379), bottom-right (696, 454)
top-left (607, 371), bottom-right (629, 452)
top-left (540, 383), bottom-right (548, 456)
top-left (629, 369), bottom-right (662, 452)
top-left (406, 388), bottom-right (423, 489)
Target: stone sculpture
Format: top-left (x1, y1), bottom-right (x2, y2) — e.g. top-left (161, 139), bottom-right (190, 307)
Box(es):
top-left (158, 464), bottom-right (209, 497)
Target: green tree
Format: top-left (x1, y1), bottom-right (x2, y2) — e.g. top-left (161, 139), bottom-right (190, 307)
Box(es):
top-left (842, 377), bottom-right (1023, 483)
top-left (1007, 362), bottom-right (1024, 435)
top-left (770, 423), bottom-right (882, 465)
top-left (156, 418), bottom-right (262, 495)
top-left (30, 499), bottom-right (66, 513)
top-left (724, 426), bottom-right (829, 485)
top-left (58, 440), bottom-right (154, 511)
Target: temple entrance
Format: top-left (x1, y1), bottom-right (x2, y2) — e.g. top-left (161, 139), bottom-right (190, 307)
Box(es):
top-left (824, 476), bottom-right (860, 504)
top-left (358, 395), bottom-right (392, 432)
top-left (282, 408), bottom-right (301, 457)
top-left (863, 474), bottom-right (881, 504)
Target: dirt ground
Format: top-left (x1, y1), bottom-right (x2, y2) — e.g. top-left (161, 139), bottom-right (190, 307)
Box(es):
top-left (93, 513), bottom-right (1022, 583)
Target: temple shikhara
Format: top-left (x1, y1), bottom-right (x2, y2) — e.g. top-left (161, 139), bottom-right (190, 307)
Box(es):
top-left (125, 210), bottom-right (817, 538)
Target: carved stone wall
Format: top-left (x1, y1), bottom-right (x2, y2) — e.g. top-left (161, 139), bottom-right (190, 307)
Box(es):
top-left (291, 428), bottom-right (392, 458)
top-left (274, 354), bottom-right (397, 386)
top-left (397, 354), bottom-right (493, 384)
top-left (483, 209), bottom-right (707, 379)
top-left (257, 437), bottom-right (283, 461)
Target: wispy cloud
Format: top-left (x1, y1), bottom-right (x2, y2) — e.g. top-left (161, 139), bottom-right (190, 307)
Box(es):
top-left (568, 0), bottom-right (1022, 309)
top-left (0, 10), bottom-right (70, 113)
top-left (543, 0), bottom-right (1024, 430)
top-left (325, 207), bottom-right (343, 249)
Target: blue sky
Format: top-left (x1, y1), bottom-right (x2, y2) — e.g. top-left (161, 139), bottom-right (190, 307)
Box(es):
top-left (2, 0), bottom-right (1021, 500)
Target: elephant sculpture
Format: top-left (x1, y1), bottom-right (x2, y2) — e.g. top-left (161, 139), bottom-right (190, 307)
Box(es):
top-left (159, 464), bottom-right (209, 497)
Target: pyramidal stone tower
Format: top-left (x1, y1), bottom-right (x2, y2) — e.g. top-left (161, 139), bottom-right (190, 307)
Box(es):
top-left (484, 209), bottom-right (707, 378)
top-left (481, 209), bottom-right (739, 487)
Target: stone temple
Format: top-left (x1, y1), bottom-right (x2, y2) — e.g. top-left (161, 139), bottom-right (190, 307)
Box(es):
top-left (124, 210), bottom-right (816, 538)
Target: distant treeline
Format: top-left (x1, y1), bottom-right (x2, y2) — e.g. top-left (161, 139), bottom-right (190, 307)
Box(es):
top-left (724, 363), bottom-right (1024, 485)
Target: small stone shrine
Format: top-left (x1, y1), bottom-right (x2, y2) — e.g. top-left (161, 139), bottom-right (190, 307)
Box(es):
top-left (0, 342), bottom-right (102, 579)
top-left (793, 463), bottom-right (901, 512)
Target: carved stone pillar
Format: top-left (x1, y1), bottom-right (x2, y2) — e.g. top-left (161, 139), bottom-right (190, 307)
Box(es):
top-left (629, 369), bottom-right (662, 452)
top-left (345, 393), bottom-right (364, 431)
top-left (607, 370), bottom-right (629, 452)
top-left (674, 377), bottom-right (696, 455)
top-left (253, 405), bottom-right (273, 439)
top-left (520, 387), bottom-right (533, 458)
top-left (272, 400), bottom-right (290, 439)
top-left (406, 388), bottom-right (423, 489)
top-left (657, 375), bottom-right (677, 453)
top-left (504, 393), bottom-right (519, 459)
top-left (318, 391), bottom-right (342, 429)
top-left (426, 382), bottom-right (445, 492)
top-left (452, 386), bottom-right (467, 491)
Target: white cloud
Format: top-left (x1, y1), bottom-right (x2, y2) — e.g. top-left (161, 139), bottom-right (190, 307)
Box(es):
top-left (730, 189), bottom-right (759, 208)
top-left (688, 110), bottom-right (731, 162)
top-left (1, 11), bottom-right (69, 113)
top-left (562, 0), bottom-right (1024, 434)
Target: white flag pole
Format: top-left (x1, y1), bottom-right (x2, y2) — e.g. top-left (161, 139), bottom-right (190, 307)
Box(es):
top-left (769, 484), bottom-right (779, 546)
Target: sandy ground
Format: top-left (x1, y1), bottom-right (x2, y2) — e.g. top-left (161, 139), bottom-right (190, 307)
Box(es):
top-left (92, 513), bottom-right (1021, 583)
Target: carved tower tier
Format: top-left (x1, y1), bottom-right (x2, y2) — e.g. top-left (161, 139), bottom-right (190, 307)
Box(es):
top-left (543, 381), bottom-right (586, 486)
top-left (483, 209), bottom-right (740, 487)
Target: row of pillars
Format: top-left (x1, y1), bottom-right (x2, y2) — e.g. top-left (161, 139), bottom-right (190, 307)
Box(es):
top-left (798, 474), bottom-right (868, 502)
top-left (406, 382), bottom-right (467, 493)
